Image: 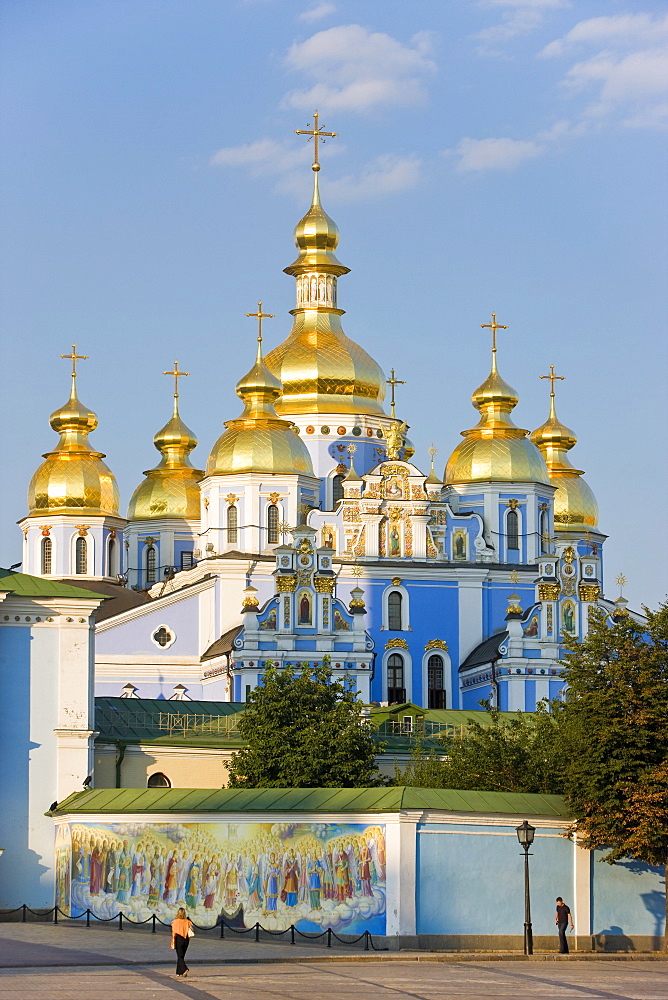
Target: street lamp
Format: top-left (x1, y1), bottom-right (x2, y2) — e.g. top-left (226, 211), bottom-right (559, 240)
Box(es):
top-left (516, 819), bottom-right (536, 955)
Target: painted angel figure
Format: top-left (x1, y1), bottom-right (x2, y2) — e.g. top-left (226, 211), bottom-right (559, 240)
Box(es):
top-left (263, 852), bottom-right (280, 914)
top-left (203, 857), bottom-right (221, 910)
top-left (246, 854), bottom-right (263, 910)
top-left (358, 838), bottom-right (374, 897)
top-left (306, 854), bottom-right (323, 910)
top-left (281, 849), bottom-right (300, 908)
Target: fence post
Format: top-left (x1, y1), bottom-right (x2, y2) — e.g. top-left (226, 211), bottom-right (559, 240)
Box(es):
top-left (119, 911), bottom-right (123, 931)
top-left (364, 930), bottom-right (369, 952)
top-left (152, 914), bottom-right (156, 934)
top-left (53, 906), bottom-right (58, 925)
top-left (220, 920), bottom-right (225, 939)
top-left (327, 928), bottom-right (332, 949)
top-left (22, 904), bottom-right (26, 923)
top-left (255, 921), bottom-right (260, 942)
top-left (86, 909), bottom-right (91, 928)
top-left (290, 924), bottom-right (295, 945)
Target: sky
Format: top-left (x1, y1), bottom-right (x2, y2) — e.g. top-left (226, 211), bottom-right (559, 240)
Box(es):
top-left (1, 0), bottom-right (666, 610)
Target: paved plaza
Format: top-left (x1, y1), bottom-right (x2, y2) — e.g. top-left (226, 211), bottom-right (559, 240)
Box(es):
top-left (0, 925), bottom-right (666, 999)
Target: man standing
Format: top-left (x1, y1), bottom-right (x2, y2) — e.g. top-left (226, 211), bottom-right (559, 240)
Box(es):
top-left (555, 896), bottom-right (574, 953)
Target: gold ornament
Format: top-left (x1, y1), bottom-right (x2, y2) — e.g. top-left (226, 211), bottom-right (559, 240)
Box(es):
top-left (425, 639), bottom-right (448, 651)
top-left (385, 637), bottom-right (408, 650)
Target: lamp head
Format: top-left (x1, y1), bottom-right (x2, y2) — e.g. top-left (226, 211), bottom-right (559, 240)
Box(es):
top-left (516, 819), bottom-right (536, 847)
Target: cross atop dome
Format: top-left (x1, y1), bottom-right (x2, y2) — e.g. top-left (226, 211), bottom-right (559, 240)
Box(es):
top-left (60, 344), bottom-right (88, 382)
top-left (246, 301), bottom-right (274, 360)
top-left (295, 110), bottom-right (337, 172)
top-left (540, 364), bottom-right (565, 398)
top-left (480, 313), bottom-right (507, 372)
top-left (163, 361), bottom-right (189, 400)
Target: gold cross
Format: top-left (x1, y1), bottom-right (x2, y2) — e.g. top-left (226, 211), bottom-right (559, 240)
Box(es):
top-left (481, 313), bottom-right (508, 364)
top-left (386, 368), bottom-right (405, 418)
top-left (540, 364), bottom-right (565, 397)
top-left (246, 301), bottom-right (274, 350)
top-left (616, 573), bottom-right (627, 595)
top-left (163, 361), bottom-right (189, 398)
top-left (509, 569), bottom-right (520, 584)
top-left (61, 344), bottom-right (88, 379)
top-left (295, 110), bottom-right (337, 171)
top-left (428, 443), bottom-right (437, 472)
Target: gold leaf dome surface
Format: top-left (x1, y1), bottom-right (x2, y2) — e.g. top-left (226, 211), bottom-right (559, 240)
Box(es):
top-left (27, 379), bottom-right (119, 514)
top-left (530, 395), bottom-right (598, 529)
top-left (207, 337), bottom-right (315, 477)
top-left (264, 172), bottom-right (386, 416)
top-left (445, 365), bottom-right (549, 485)
top-left (127, 398), bottom-right (203, 520)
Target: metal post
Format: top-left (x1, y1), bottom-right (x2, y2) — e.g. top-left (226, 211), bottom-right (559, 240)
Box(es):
top-left (22, 904), bottom-right (26, 923)
top-left (220, 920), bottom-right (225, 939)
top-left (119, 911), bottom-right (123, 931)
top-left (53, 906), bottom-right (58, 924)
top-left (327, 927), bottom-right (332, 948)
top-left (255, 921), bottom-right (260, 942)
top-left (523, 846), bottom-right (533, 956)
top-left (290, 925), bottom-right (295, 945)
top-left (151, 914), bottom-right (156, 934)
top-left (364, 930), bottom-right (370, 952)
top-left (86, 909), bottom-right (91, 928)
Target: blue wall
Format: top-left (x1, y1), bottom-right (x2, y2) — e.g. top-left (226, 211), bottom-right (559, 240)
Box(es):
top-left (592, 852), bottom-right (665, 938)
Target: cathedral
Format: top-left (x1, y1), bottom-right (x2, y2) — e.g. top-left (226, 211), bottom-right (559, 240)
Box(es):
top-left (17, 121), bottom-right (614, 717)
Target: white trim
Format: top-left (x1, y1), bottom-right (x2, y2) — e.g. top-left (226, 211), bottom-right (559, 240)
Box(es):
top-left (382, 583), bottom-right (409, 631)
top-left (150, 623), bottom-right (176, 650)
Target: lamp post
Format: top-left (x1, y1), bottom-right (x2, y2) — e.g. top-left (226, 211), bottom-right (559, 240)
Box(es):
top-left (516, 819), bottom-right (535, 955)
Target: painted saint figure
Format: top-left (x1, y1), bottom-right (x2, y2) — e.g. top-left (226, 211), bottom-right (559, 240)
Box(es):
top-left (264, 853), bottom-right (280, 913)
top-left (306, 856), bottom-right (322, 910)
top-left (282, 849), bottom-right (299, 907)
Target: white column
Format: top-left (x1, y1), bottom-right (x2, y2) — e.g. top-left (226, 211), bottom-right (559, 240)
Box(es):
top-left (573, 834), bottom-right (592, 951)
top-left (384, 812), bottom-right (419, 946)
top-left (411, 515), bottom-right (430, 559)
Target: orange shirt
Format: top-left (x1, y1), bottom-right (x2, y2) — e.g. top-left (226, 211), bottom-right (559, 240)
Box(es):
top-left (171, 917), bottom-right (192, 938)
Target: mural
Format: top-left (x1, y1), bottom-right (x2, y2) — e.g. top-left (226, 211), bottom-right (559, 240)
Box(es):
top-left (57, 820), bottom-right (386, 934)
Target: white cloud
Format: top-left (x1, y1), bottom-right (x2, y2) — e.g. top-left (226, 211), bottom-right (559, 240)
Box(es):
top-left (475, 0), bottom-right (570, 48)
top-left (540, 13), bottom-right (668, 129)
top-left (449, 136), bottom-right (544, 172)
top-left (281, 25), bottom-right (436, 113)
top-left (541, 13), bottom-right (668, 58)
top-left (298, 2), bottom-right (336, 22)
top-left (211, 138), bottom-right (419, 203)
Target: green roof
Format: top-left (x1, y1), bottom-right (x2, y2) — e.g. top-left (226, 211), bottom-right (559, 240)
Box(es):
top-left (52, 786), bottom-right (570, 818)
top-left (95, 697), bottom-right (246, 743)
top-left (0, 569), bottom-right (108, 601)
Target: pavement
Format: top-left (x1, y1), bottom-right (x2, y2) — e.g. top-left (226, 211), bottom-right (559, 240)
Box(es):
top-left (0, 924), bottom-right (666, 999)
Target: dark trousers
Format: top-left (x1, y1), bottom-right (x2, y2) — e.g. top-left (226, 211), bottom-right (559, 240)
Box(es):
top-left (558, 922), bottom-right (569, 954)
top-left (174, 934), bottom-right (190, 974)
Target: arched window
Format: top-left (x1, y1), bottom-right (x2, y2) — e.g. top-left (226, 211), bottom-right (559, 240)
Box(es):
top-left (540, 509), bottom-right (549, 553)
top-left (387, 654), bottom-right (405, 704)
top-left (75, 536), bottom-right (87, 575)
top-left (227, 505), bottom-right (238, 544)
top-left (107, 537), bottom-right (116, 576)
top-left (41, 536), bottom-right (52, 575)
top-left (147, 772), bottom-right (171, 788)
top-left (267, 504), bottom-right (279, 544)
top-left (146, 545), bottom-right (156, 584)
top-left (427, 654), bottom-right (446, 709)
top-left (507, 509), bottom-right (519, 550)
top-left (332, 474), bottom-right (345, 506)
top-left (388, 591), bottom-right (403, 631)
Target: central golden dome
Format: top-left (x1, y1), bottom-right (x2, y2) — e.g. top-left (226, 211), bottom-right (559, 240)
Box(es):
top-left (264, 170), bottom-right (386, 416)
top-left (27, 375), bottom-right (119, 514)
top-left (207, 333), bottom-right (315, 477)
top-left (128, 391), bottom-right (204, 520)
top-left (445, 353), bottom-right (549, 486)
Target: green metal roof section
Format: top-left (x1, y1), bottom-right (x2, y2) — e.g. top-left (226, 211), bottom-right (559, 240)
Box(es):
top-left (52, 786), bottom-right (569, 818)
top-left (0, 568), bottom-right (108, 601)
top-left (95, 697), bottom-right (246, 742)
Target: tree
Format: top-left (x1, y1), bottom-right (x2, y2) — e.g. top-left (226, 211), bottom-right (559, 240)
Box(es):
top-left (394, 704), bottom-right (564, 794)
top-left (227, 658), bottom-right (381, 788)
top-left (555, 603), bottom-right (668, 944)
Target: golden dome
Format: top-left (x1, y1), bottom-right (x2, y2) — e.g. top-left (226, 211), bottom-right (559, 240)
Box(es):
top-left (530, 380), bottom-right (598, 529)
top-left (445, 353), bottom-right (549, 486)
top-left (27, 373), bottom-right (119, 515)
top-left (207, 331), bottom-right (315, 477)
top-left (264, 169), bottom-right (386, 416)
top-left (127, 391), bottom-right (203, 520)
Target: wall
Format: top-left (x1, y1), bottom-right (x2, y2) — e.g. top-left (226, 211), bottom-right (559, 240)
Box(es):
top-left (94, 745), bottom-right (233, 789)
top-left (592, 851), bottom-right (665, 951)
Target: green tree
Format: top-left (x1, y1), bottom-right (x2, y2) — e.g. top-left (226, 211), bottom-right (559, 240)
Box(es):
top-left (555, 602), bottom-right (668, 943)
top-left (394, 704), bottom-right (564, 794)
top-left (227, 657), bottom-right (381, 788)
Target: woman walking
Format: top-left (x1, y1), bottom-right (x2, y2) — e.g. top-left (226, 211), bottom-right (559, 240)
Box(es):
top-left (170, 907), bottom-right (193, 977)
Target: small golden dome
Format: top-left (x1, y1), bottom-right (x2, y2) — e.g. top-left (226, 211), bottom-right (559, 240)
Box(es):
top-left (445, 356), bottom-right (549, 486)
top-left (127, 394), bottom-right (203, 520)
top-left (265, 170), bottom-right (386, 416)
top-left (27, 376), bottom-right (119, 515)
top-left (530, 386), bottom-right (598, 529)
top-left (207, 333), bottom-right (315, 477)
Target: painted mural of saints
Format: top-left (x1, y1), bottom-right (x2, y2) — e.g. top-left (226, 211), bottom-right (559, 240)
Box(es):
top-left (263, 853), bottom-right (280, 913)
top-left (282, 849), bottom-right (299, 907)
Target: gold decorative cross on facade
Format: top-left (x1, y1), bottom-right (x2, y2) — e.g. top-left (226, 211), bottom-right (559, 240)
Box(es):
top-left (61, 344), bottom-right (88, 379)
top-left (616, 573), bottom-right (627, 596)
top-left (428, 443), bottom-right (437, 473)
top-left (278, 520), bottom-right (291, 540)
top-left (295, 110), bottom-right (337, 171)
top-left (386, 368), bottom-right (405, 418)
top-left (540, 364), bottom-right (565, 397)
top-left (481, 313), bottom-right (508, 368)
top-left (163, 361), bottom-right (189, 399)
top-left (246, 301), bottom-right (274, 350)
top-left (509, 569), bottom-right (520, 584)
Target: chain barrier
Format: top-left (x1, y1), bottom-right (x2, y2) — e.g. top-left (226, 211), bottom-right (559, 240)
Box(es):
top-left (0, 905), bottom-right (385, 951)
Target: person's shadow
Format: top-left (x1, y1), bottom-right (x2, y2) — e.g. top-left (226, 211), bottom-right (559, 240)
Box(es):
top-left (593, 925), bottom-right (635, 952)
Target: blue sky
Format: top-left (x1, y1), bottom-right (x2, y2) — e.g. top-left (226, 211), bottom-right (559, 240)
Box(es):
top-left (1, 0), bottom-right (666, 609)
